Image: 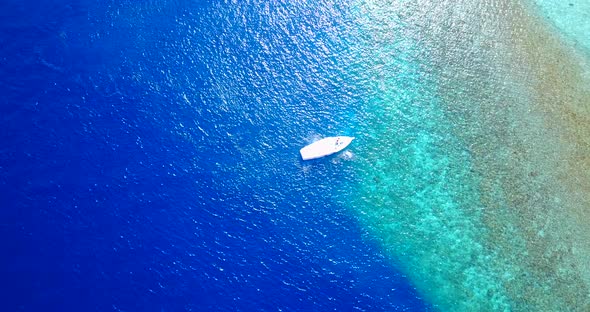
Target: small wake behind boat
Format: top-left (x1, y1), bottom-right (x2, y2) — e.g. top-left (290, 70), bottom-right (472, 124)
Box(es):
top-left (300, 136), bottom-right (355, 160)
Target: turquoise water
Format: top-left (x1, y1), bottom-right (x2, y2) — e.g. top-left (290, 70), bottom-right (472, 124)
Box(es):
top-left (347, 0), bottom-right (590, 310)
top-left (349, 2), bottom-right (515, 310)
top-left (531, 0), bottom-right (590, 81)
top-left (532, 0), bottom-right (590, 52)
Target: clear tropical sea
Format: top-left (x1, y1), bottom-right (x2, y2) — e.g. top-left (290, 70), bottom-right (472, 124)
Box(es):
top-left (1, 0), bottom-right (589, 311)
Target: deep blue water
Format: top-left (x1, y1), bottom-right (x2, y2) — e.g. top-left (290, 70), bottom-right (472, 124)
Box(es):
top-left (0, 1), bottom-right (429, 311)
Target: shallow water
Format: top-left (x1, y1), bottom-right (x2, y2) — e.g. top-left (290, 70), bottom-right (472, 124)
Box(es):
top-left (532, 0), bottom-right (590, 53)
top-left (349, 0), bottom-right (590, 310)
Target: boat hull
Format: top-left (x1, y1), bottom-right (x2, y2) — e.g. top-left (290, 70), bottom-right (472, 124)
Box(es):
top-left (300, 136), bottom-right (354, 160)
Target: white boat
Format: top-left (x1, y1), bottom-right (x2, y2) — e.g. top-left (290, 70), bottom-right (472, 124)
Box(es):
top-left (300, 136), bottom-right (355, 160)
